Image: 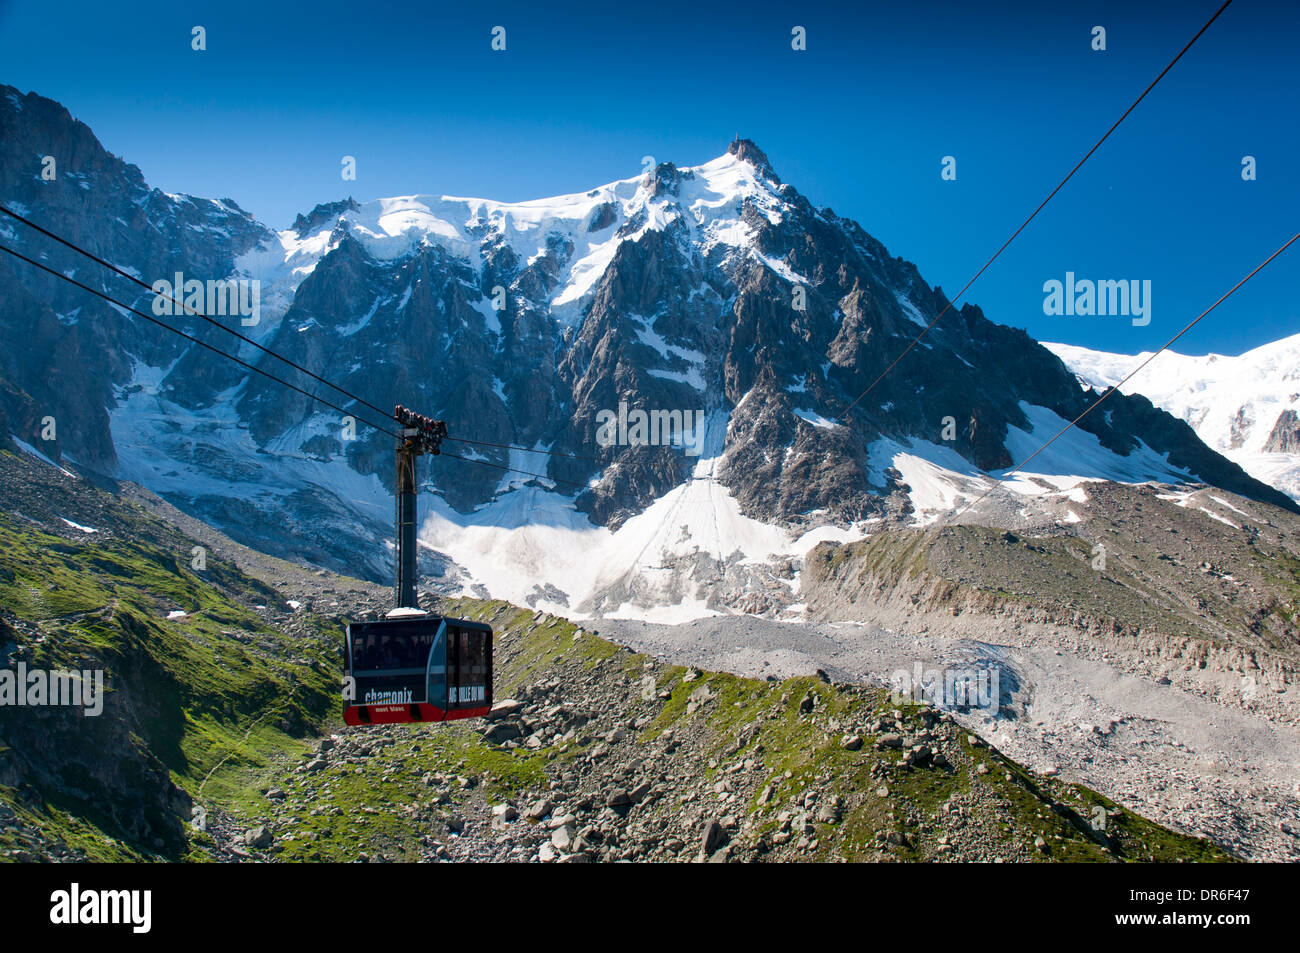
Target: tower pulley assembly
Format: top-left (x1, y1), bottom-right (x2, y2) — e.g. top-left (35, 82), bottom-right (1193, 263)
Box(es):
top-left (394, 404), bottom-right (447, 609)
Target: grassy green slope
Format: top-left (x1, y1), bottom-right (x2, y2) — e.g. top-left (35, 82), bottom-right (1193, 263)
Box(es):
top-left (0, 450), bottom-right (1233, 863)
top-left (0, 450), bottom-right (339, 860)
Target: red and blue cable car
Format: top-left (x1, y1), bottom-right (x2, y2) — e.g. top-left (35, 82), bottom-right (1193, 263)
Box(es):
top-left (344, 609), bottom-right (492, 725)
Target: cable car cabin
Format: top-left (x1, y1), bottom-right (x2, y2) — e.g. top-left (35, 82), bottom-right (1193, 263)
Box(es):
top-left (344, 610), bottom-right (492, 725)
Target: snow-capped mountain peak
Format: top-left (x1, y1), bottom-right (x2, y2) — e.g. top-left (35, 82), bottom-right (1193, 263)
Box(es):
top-left (1045, 336), bottom-right (1300, 501)
top-left (253, 142), bottom-right (789, 319)
top-left (3, 84), bottom-right (1294, 623)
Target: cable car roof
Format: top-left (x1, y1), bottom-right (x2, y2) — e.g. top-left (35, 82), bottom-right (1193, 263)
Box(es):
top-left (385, 607), bottom-right (430, 619)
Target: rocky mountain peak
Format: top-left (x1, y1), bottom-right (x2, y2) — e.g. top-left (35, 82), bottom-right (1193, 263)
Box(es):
top-left (292, 197), bottom-right (361, 237)
top-left (3, 88), bottom-right (1297, 608)
top-left (643, 161), bottom-right (686, 198)
top-left (727, 138), bottom-right (780, 183)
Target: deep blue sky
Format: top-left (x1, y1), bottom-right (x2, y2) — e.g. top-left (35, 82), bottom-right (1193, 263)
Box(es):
top-left (1, 0), bottom-right (1296, 357)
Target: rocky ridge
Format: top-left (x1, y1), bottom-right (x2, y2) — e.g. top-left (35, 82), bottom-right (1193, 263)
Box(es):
top-left (1, 85), bottom-right (1293, 604)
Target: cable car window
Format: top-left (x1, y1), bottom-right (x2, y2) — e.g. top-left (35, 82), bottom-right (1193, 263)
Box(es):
top-left (447, 624), bottom-right (491, 709)
top-left (350, 628), bottom-right (437, 673)
top-left (346, 618), bottom-right (443, 708)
